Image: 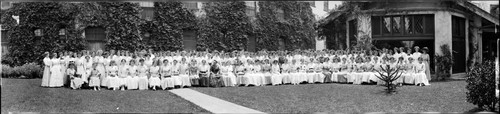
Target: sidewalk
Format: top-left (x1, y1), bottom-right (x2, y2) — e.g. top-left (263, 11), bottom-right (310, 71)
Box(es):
top-left (170, 88), bottom-right (265, 114)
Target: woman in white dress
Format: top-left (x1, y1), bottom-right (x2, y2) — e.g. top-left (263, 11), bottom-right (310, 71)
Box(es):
top-left (41, 52), bottom-right (51, 87)
top-left (305, 58), bottom-right (316, 84)
top-left (179, 58), bottom-right (191, 88)
top-left (107, 61), bottom-right (119, 90)
top-left (253, 60), bottom-right (264, 86)
top-left (149, 59), bottom-right (161, 90)
top-left (403, 57), bottom-right (416, 85)
top-left (314, 58), bottom-right (325, 83)
top-left (345, 56), bottom-right (356, 84)
top-left (352, 56), bottom-right (364, 85)
top-left (68, 62), bottom-right (83, 89)
top-left (127, 60), bottom-right (139, 90)
top-left (281, 59), bottom-right (292, 84)
top-left (137, 59), bottom-right (149, 90)
top-left (171, 60), bottom-right (182, 87)
top-left (75, 52), bottom-right (87, 84)
top-left (270, 60), bottom-right (282, 85)
top-left (421, 47), bottom-right (431, 81)
top-left (244, 60), bottom-right (256, 86)
top-left (199, 60), bottom-right (211, 87)
top-left (89, 63), bottom-right (101, 90)
top-left (262, 59), bottom-right (273, 85)
top-left (161, 59), bottom-right (175, 90)
top-left (117, 59), bottom-right (129, 90)
top-left (188, 59), bottom-right (199, 86)
top-left (330, 57), bottom-right (341, 83)
top-left (415, 57), bottom-right (430, 86)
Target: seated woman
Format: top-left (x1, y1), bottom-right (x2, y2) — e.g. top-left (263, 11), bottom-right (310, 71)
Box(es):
top-left (198, 60), bottom-right (210, 87)
top-left (89, 63), bottom-right (101, 90)
top-left (252, 60), bottom-right (264, 86)
top-left (261, 59), bottom-right (273, 85)
top-left (188, 60), bottom-right (200, 87)
top-left (149, 59), bottom-right (161, 90)
top-left (68, 62), bottom-right (83, 89)
top-left (414, 57), bottom-right (430, 86)
top-left (127, 60), bottom-right (139, 90)
top-left (403, 57), bottom-right (416, 85)
top-left (209, 60), bottom-right (223, 87)
top-left (322, 57), bottom-right (333, 83)
top-left (352, 56), bottom-right (364, 85)
top-left (281, 59), bottom-right (292, 85)
top-left (179, 58), bottom-right (191, 88)
top-left (221, 61), bottom-right (237, 87)
top-left (270, 60), bottom-right (282, 86)
top-left (305, 58), bottom-right (316, 84)
top-left (361, 56), bottom-right (373, 84)
top-left (234, 59), bottom-right (247, 86)
top-left (345, 56), bottom-right (356, 84)
top-left (137, 59), bottom-right (149, 90)
top-left (117, 59), bottom-right (129, 91)
top-left (171, 60), bottom-right (182, 87)
top-left (161, 59), bottom-right (175, 90)
top-left (337, 58), bottom-right (349, 83)
top-left (313, 58), bottom-right (325, 83)
top-left (107, 61), bottom-right (120, 90)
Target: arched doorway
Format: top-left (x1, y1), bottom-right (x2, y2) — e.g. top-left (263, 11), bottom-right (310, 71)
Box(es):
top-left (85, 27), bottom-right (106, 51)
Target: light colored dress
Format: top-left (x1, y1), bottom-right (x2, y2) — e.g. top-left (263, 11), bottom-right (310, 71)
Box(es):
top-left (179, 63), bottom-right (191, 87)
top-left (75, 58), bottom-right (87, 83)
top-left (41, 57), bottom-right (51, 87)
top-left (118, 65), bottom-right (129, 87)
top-left (171, 64), bottom-right (183, 86)
top-left (421, 53), bottom-right (431, 81)
top-left (161, 65), bottom-right (175, 89)
top-left (89, 69), bottom-right (101, 87)
top-left (149, 66), bottom-right (161, 87)
top-left (137, 65), bottom-right (149, 90)
top-left (127, 65), bottom-right (139, 90)
top-left (107, 66), bottom-right (119, 88)
top-left (415, 62), bottom-right (430, 86)
top-left (403, 63), bottom-right (416, 84)
top-left (49, 58), bottom-right (63, 87)
top-left (270, 64), bottom-right (282, 85)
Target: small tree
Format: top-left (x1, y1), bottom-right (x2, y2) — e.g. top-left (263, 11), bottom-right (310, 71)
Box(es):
top-left (435, 44), bottom-right (454, 81)
top-left (466, 60), bottom-right (498, 112)
top-left (375, 64), bottom-right (403, 94)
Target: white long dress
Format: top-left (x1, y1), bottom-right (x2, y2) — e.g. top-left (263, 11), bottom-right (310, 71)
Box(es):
top-left (149, 66), bottom-right (161, 87)
top-left (414, 62), bottom-right (430, 86)
top-left (41, 57), bottom-right (51, 87)
top-left (49, 58), bottom-right (63, 87)
top-left (107, 66), bottom-right (119, 89)
top-left (270, 64), bottom-right (282, 85)
top-left (127, 65), bottom-right (139, 90)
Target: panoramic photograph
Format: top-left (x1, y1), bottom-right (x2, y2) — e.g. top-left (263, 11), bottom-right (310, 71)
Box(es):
top-left (1, 0), bottom-right (499, 113)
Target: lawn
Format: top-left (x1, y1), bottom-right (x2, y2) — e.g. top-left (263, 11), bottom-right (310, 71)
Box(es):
top-left (192, 81), bottom-right (477, 113)
top-left (1, 79), bottom-right (208, 113)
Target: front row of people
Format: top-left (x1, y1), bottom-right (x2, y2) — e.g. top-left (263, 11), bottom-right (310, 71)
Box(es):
top-left (65, 55), bottom-right (430, 91)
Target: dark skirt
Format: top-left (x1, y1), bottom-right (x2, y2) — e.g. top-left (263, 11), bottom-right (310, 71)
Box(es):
top-left (191, 77), bottom-right (199, 86)
top-left (199, 73), bottom-right (210, 87)
top-left (209, 74), bottom-right (224, 87)
top-left (323, 72), bottom-right (332, 83)
top-left (337, 74), bottom-right (347, 83)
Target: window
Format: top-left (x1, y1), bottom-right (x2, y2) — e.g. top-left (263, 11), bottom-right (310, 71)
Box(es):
top-left (59, 29), bottom-right (66, 36)
top-left (276, 8), bottom-right (284, 21)
top-left (140, 7), bottom-right (154, 21)
top-left (372, 15), bottom-right (434, 38)
top-left (34, 29), bottom-right (42, 36)
top-left (1, 30), bottom-right (9, 43)
top-left (348, 20), bottom-right (357, 44)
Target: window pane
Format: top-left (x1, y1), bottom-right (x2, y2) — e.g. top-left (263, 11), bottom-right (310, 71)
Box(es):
top-left (424, 15), bottom-right (434, 34)
top-left (405, 16), bottom-right (413, 34)
top-left (392, 16), bottom-right (401, 34)
top-left (414, 16), bottom-right (423, 34)
top-left (383, 17), bottom-right (391, 34)
top-left (372, 16), bottom-right (381, 35)
top-left (1, 30), bottom-right (8, 43)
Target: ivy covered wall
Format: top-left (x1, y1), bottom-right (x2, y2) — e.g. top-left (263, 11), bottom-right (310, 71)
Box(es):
top-left (254, 1), bottom-right (317, 51)
top-left (196, 2), bottom-right (252, 52)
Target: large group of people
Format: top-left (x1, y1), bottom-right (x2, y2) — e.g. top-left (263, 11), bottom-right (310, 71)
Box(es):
top-left (40, 46), bottom-right (432, 91)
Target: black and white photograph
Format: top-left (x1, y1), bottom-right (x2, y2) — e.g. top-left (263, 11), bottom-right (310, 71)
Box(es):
top-left (0, 0), bottom-right (499, 113)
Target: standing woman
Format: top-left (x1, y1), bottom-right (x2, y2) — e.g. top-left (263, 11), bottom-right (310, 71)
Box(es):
top-left (95, 50), bottom-right (107, 88)
top-left (421, 47), bottom-right (431, 81)
top-left (41, 52), bottom-right (52, 87)
top-left (75, 52), bottom-right (87, 83)
top-left (149, 59), bottom-right (161, 90)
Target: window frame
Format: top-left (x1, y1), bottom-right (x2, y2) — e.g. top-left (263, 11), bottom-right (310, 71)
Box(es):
top-left (372, 14), bottom-right (434, 39)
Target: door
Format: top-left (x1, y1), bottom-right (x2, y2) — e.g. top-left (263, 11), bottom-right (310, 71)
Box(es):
top-left (85, 27), bottom-right (106, 51)
top-left (183, 30), bottom-right (197, 51)
top-left (451, 16), bottom-right (466, 73)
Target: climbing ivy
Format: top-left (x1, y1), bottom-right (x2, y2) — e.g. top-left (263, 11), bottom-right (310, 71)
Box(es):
top-left (196, 2), bottom-right (252, 52)
top-left (254, 1), bottom-right (317, 51)
top-left (3, 3), bottom-right (86, 66)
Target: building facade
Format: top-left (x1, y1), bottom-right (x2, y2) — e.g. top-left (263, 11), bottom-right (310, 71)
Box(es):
top-left (320, 1), bottom-right (499, 74)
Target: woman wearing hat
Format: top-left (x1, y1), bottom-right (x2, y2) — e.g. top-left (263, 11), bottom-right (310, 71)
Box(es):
top-left (415, 57), bottom-right (430, 86)
top-left (413, 46), bottom-right (422, 60)
top-left (421, 47), bottom-right (431, 81)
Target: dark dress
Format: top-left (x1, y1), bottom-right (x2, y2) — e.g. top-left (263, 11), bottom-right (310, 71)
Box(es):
top-left (209, 64), bottom-right (223, 87)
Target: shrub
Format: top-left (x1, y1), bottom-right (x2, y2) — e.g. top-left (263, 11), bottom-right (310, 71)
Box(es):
top-left (435, 44), bottom-right (453, 81)
top-left (2, 64), bottom-right (15, 78)
top-left (375, 64), bottom-right (403, 94)
top-left (1, 63), bottom-right (42, 78)
top-left (466, 60), bottom-right (499, 112)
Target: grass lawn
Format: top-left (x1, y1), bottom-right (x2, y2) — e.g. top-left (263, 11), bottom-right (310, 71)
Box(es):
top-left (192, 80), bottom-right (477, 113)
top-left (1, 79), bottom-right (208, 113)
